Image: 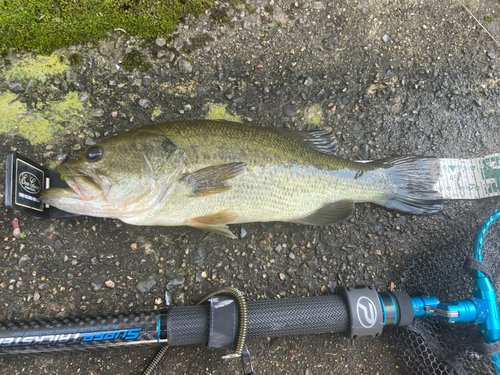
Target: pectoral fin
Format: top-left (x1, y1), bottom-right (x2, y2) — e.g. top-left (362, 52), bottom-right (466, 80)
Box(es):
top-left (294, 200), bottom-right (354, 226)
top-left (187, 210), bottom-right (239, 238)
top-left (180, 162), bottom-right (247, 197)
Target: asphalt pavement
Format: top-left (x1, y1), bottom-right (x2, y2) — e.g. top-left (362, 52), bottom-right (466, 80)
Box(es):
top-left (1, 0), bottom-right (500, 373)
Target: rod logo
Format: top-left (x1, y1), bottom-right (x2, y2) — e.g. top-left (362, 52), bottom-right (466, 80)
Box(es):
top-left (0, 327), bottom-right (142, 347)
top-left (356, 296), bottom-right (377, 328)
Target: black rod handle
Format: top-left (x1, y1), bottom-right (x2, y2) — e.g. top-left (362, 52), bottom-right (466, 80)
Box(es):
top-left (166, 295), bottom-right (350, 346)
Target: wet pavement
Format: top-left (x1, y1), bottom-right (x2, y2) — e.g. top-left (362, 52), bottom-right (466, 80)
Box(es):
top-left (1, 0), bottom-right (500, 374)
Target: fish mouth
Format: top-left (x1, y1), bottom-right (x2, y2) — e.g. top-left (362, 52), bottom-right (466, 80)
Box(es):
top-left (39, 186), bottom-right (81, 201)
top-left (55, 164), bottom-right (102, 201)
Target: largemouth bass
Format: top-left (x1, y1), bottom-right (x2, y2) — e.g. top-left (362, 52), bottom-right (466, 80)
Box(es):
top-left (40, 120), bottom-right (442, 238)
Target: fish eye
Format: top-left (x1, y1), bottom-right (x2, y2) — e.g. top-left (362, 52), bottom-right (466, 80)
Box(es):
top-left (85, 146), bottom-right (103, 162)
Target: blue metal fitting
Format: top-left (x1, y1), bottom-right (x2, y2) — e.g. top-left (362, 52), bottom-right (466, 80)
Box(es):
top-left (492, 353), bottom-right (500, 374)
top-left (471, 210), bottom-right (500, 345)
top-left (411, 296), bottom-right (439, 318)
top-left (473, 210), bottom-right (500, 262)
top-left (474, 271), bottom-right (500, 343)
top-left (435, 299), bottom-right (484, 323)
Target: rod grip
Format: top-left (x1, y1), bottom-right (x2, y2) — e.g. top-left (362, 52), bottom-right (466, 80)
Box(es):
top-left (166, 295), bottom-right (350, 346)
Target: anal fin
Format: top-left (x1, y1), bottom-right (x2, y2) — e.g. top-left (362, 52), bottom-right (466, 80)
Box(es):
top-left (294, 200), bottom-right (354, 226)
top-left (187, 210), bottom-right (238, 238)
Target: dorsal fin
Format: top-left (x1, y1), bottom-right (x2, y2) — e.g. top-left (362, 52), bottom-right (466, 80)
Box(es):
top-left (280, 128), bottom-right (338, 155)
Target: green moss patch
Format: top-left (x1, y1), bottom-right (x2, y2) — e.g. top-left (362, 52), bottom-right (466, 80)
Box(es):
top-left (0, 91), bottom-right (90, 145)
top-left (47, 92), bottom-right (87, 122)
top-left (192, 33), bottom-right (213, 50)
top-left (69, 53), bottom-right (82, 65)
top-left (0, 0), bottom-right (215, 54)
top-left (210, 7), bottom-right (229, 24)
top-left (0, 92), bottom-right (27, 134)
top-left (4, 53), bottom-right (68, 82)
top-left (121, 50), bottom-right (152, 72)
top-left (303, 104), bottom-right (322, 125)
top-left (246, 5), bottom-right (256, 14)
top-left (17, 116), bottom-right (65, 145)
top-left (151, 107), bottom-right (162, 121)
top-left (206, 103), bottom-right (241, 122)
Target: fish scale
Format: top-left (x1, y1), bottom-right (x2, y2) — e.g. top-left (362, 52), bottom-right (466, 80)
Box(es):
top-left (139, 165), bottom-right (384, 226)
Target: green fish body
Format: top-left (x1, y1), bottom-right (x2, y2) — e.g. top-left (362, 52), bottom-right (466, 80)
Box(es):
top-left (40, 120), bottom-right (442, 237)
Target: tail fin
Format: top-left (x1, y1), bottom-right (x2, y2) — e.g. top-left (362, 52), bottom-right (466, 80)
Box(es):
top-left (375, 156), bottom-right (443, 215)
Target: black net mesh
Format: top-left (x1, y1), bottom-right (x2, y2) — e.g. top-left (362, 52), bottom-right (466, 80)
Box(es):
top-left (394, 215), bottom-right (500, 375)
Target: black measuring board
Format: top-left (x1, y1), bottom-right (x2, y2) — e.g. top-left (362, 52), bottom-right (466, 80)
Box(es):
top-left (5, 152), bottom-right (76, 219)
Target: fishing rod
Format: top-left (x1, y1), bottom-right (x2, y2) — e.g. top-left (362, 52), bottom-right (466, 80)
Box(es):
top-left (1, 211), bottom-right (500, 374)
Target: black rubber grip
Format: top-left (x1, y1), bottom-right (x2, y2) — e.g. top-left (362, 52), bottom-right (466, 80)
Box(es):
top-left (390, 291), bottom-right (415, 327)
top-left (247, 294), bottom-right (349, 339)
top-left (167, 305), bottom-right (210, 346)
top-left (166, 295), bottom-right (349, 346)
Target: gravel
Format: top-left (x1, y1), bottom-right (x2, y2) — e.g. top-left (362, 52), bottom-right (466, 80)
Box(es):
top-left (7, 82), bottom-right (23, 92)
top-left (360, 143), bottom-right (370, 159)
top-left (166, 276), bottom-right (185, 290)
top-left (80, 92), bottom-right (89, 101)
top-left (155, 37), bottom-right (167, 47)
top-left (138, 99), bottom-right (152, 108)
top-left (91, 275), bottom-right (106, 291)
top-left (195, 272), bottom-right (204, 283)
top-left (136, 276), bottom-right (157, 293)
top-left (282, 104), bottom-right (297, 117)
top-left (178, 59), bottom-right (193, 74)
top-left (90, 109), bottom-right (104, 117)
top-left (189, 247), bottom-right (206, 264)
top-left (165, 291), bottom-right (172, 305)
top-left (105, 280), bottom-right (115, 289)
top-left (25, 79), bottom-right (36, 94)
top-left (143, 75), bottom-right (152, 87)
top-left (18, 254), bottom-right (32, 268)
